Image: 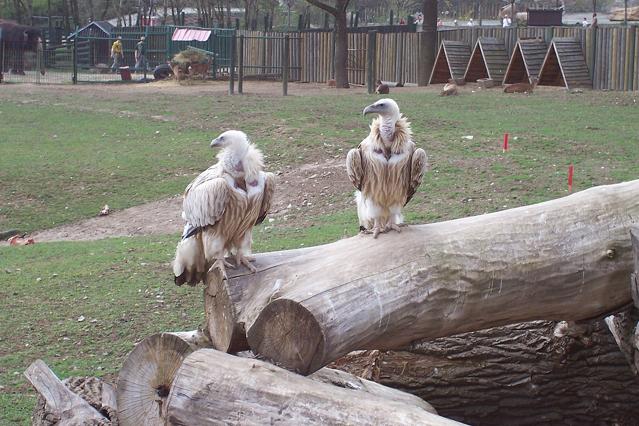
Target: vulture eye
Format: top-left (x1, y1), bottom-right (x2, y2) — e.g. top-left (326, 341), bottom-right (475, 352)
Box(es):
top-left (379, 103), bottom-right (385, 107)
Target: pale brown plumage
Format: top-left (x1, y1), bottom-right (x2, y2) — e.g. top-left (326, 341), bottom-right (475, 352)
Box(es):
top-left (346, 99), bottom-right (428, 238)
top-left (173, 130), bottom-right (274, 285)
top-left (440, 79), bottom-right (458, 96)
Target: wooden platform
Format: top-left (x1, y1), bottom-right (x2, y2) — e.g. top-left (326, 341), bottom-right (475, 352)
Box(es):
top-left (464, 37), bottom-right (509, 85)
top-left (537, 38), bottom-right (592, 89)
top-left (429, 40), bottom-right (472, 84)
top-left (503, 38), bottom-right (548, 84)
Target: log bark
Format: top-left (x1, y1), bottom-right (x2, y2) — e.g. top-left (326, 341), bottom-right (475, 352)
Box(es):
top-left (165, 348), bottom-right (464, 425)
top-left (331, 320), bottom-right (639, 425)
top-left (632, 226), bottom-right (639, 308)
top-left (25, 360), bottom-right (111, 425)
top-left (208, 180), bottom-right (639, 374)
top-left (116, 330), bottom-right (211, 426)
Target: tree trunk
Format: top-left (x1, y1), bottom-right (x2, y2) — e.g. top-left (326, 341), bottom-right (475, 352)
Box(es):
top-left (116, 330), bottom-right (212, 426)
top-left (204, 180), bottom-right (639, 375)
top-left (165, 349), bottom-right (463, 425)
top-left (331, 319), bottom-right (639, 425)
top-left (418, 0), bottom-right (437, 85)
top-left (334, 11), bottom-right (349, 88)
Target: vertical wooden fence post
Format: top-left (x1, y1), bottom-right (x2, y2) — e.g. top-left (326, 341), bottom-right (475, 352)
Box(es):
top-left (72, 37), bottom-right (77, 84)
top-left (366, 31), bottom-right (377, 94)
top-left (238, 35), bottom-right (244, 94)
top-left (229, 33), bottom-right (236, 95)
top-left (283, 35), bottom-right (290, 96)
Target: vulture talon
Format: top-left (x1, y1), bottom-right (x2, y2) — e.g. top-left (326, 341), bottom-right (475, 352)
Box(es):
top-left (209, 259), bottom-right (228, 280)
top-left (387, 223), bottom-right (402, 233)
top-left (235, 253), bottom-right (257, 273)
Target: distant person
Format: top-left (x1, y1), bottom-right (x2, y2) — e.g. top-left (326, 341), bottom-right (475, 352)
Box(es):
top-left (582, 17), bottom-right (589, 27)
top-left (467, 18), bottom-right (474, 26)
top-left (437, 18), bottom-right (443, 28)
top-left (111, 36), bottom-right (123, 73)
top-left (134, 36), bottom-right (148, 73)
top-left (399, 17), bottom-right (406, 25)
top-left (453, 18), bottom-right (458, 26)
top-left (502, 14), bottom-right (512, 28)
top-left (591, 13), bottom-right (598, 29)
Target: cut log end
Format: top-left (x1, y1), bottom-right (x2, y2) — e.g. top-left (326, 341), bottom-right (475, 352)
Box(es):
top-left (247, 298), bottom-right (324, 375)
top-left (116, 331), bottom-right (210, 426)
top-left (204, 271), bottom-right (248, 352)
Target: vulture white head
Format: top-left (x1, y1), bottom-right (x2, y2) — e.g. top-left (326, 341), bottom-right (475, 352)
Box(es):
top-left (363, 98), bottom-right (401, 122)
top-left (211, 130), bottom-right (250, 151)
top-left (211, 130), bottom-right (263, 180)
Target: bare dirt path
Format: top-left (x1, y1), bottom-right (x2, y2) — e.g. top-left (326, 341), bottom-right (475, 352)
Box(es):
top-left (28, 157), bottom-right (352, 242)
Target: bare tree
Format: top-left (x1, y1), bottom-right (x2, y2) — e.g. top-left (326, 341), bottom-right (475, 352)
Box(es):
top-left (304, 0), bottom-right (350, 88)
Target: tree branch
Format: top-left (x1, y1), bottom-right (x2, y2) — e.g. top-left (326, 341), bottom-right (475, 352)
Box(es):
top-left (304, 0), bottom-right (338, 16)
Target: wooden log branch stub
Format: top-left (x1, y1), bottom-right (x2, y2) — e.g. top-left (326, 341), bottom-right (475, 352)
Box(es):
top-left (238, 180), bottom-right (639, 374)
top-left (165, 349), bottom-right (464, 425)
top-left (24, 360), bottom-right (111, 425)
top-left (116, 330), bottom-right (211, 426)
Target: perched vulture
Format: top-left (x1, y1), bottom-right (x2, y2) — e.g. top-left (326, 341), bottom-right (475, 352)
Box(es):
top-left (440, 79), bottom-right (458, 96)
top-left (346, 99), bottom-right (428, 238)
top-left (375, 80), bottom-right (390, 94)
top-left (173, 130), bottom-right (274, 285)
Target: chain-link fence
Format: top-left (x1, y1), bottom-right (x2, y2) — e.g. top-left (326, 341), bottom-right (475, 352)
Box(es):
top-left (0, 25), bottom-right (235, 84)
top-left (1, 39), bottom-right (74, 84)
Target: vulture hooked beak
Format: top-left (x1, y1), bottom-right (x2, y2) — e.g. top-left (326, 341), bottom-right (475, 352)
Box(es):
top-left (210, 137), bottom-right (223, 148)
top-left (363, 104), bottom-right (378, 116)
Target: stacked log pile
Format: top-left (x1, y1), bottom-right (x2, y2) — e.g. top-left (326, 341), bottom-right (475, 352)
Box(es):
top-left (25, 180), bottom-right (639, 424)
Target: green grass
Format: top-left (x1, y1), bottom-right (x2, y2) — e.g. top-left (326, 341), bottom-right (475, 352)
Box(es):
top-left (1, 84), bottom-right (638, 423)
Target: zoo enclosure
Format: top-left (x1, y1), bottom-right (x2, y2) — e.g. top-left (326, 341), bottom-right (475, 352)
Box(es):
top-left (2, 24), bottom-right (638, 91)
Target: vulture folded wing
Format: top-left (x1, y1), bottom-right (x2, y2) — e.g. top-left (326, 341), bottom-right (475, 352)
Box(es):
top-left (255, 172), bottom-right (276, 225)
top-left (405, 148), bottom-right (428, 206)
top-left (182, 177), bottom-right (230, 229)
top-left (346, 147), bottom-right (364, 190)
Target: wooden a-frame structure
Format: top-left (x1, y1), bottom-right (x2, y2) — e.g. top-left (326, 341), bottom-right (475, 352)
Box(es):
top-left (503, 38), bottom-right (548, 84)
top-left (537, 37), bottom-right (592, 89)
top-left (429, 40), bottom-right (472, 84)
top-left (464, 37), bottom-right (509, 85)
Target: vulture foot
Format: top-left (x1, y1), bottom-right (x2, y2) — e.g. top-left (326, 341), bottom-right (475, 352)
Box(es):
top-left (235, 253), bottom-right (257, 273)
top-left (209, 259), bottom-right (228, 280)
top-left (386, 223), bottom-right (402, 233)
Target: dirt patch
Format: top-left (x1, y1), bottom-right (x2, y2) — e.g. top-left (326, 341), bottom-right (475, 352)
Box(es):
top-left (25, 157), bottom-right (352, 243)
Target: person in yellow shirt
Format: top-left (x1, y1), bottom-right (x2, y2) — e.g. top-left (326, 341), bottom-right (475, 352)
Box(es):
top-left (111, 36), bottom-right (123, 72)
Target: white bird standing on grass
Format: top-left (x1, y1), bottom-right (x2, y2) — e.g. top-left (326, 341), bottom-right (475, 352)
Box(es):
top-left (346, 99), bottom-right (428, 238)
top-left (173, 130), bottom-right (274, 285)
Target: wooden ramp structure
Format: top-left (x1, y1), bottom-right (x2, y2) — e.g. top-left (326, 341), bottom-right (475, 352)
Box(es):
top-left (537, 37), bottom-right (592, 89)
top-left (429, 40), bottom-right (472, 84)
top-left (503, 38), bottom-right (548, 84)
top-left (464, 37), bottom-right (509, 85)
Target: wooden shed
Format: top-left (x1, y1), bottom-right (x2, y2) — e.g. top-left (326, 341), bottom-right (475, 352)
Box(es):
top-left (537, 37), bottom-right (592, 89)
top-left (464, 37), bottom-right (509, 85)
top-left (503, 38), bottom-right (548, 84)
top-left (428, 40), bottom-right (472, 84)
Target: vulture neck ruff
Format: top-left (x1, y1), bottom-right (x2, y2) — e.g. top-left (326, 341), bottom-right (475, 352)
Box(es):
top-left (369, 115), bottom-right (412, 155)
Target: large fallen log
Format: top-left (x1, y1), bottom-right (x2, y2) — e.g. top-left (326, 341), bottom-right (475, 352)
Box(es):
top-left (206, 180), bottom-right (639, 374)
top-left (164, 348), bottom-right (464, 425)
top-left (332, 319), bottom-right (639, 425)
top-left (116, 330), bottom-right (211, 426)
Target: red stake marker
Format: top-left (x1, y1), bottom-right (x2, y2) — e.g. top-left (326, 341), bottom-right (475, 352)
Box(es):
top-left (568, 164), bottom-right (574, 192)
top-left (503, 133), bottom-right (509, 153)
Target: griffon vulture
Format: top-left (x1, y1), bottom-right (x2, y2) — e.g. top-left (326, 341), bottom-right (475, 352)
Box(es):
top-left (346, 99), bottom-right (428, 238)
top-left (173, 130), bottom-right (274, 285)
